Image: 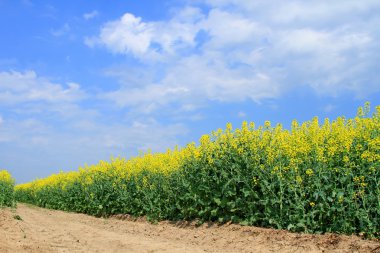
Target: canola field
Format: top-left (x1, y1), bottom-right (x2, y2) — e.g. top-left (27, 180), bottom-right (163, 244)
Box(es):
top-left (15, 103), bottom-right (380, 238)
top-left (0, 170), bottom-right (15, 207)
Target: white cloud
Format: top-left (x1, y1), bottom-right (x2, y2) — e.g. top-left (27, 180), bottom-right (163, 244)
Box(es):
top-left (0, 69), bottom-right (189, 182)
top-left (161, 54), bottom-right (279, 102)
top-left (51, 23), bottom-right (70, 37)
top-left (101, 54), bottom-right (279, 116)
top-left (103, 83), bottom-right (190, 113)
top-left (277, 29), bottom-right (371, 54)
top-left (0, 118), bottom-right (49, 144)
top-left (86, 7), bottom-right (204, 60)
top-left (83, 10), bottom-right (99, 20)
top-left (261, 1), bottom-right (380, 26)
top-left (0, 70), bottom-right (85, 105)
top-left (0, 113), bottom-right (187, 183)
top-left (202, 9), bottom-right (261, 48)
top-left (98, 13), bottom-right (153, 56)
top-left (3, 117), bottom-right (184, 152)
top-left (98, 119), bottom-right (187, 151)
top-left (88, 0), bottom-right (380, 113)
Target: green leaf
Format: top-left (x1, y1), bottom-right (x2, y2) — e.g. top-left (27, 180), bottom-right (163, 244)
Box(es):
top-left (287, 224), bottom-right (295, 230)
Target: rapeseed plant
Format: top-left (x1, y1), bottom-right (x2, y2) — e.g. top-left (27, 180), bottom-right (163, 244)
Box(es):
top-left (15, 103), bottom-right (380, 238)
top-left (0, 170), bottom-right (15, 207)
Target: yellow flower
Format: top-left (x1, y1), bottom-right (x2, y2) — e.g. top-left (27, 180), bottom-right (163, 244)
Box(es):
top-left (252, 177), bottom-right (258, 186)
top-left (0, 170), bottom-right (13, 183)
top-left (310, 202), bottom-right (315, 207)
top-left (306, 169), bottom-right (314, 176)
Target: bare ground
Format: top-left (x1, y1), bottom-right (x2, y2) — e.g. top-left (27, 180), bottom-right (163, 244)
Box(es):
top-left (1, 204), bottom-right (379, 253)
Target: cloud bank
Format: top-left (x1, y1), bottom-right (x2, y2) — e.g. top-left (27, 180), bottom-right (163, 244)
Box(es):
top-left (87, 0), bottom-right (380, 114)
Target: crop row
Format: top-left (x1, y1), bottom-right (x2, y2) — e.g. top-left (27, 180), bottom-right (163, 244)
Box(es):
top-left (15, 103), bottom-right (380, 238)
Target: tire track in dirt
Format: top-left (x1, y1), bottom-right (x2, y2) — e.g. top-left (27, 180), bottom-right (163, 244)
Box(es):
top-left (1, 204), bottom-right (379, 253)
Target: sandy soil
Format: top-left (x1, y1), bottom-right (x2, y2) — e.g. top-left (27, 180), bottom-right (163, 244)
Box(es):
top-left (1, 204), bottom-right (379, 253)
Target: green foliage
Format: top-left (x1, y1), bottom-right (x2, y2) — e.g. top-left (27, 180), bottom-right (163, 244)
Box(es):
top-left (0, 170), bottom-right (15, 207)
top-left (15, 104), bottom-right (380, 238)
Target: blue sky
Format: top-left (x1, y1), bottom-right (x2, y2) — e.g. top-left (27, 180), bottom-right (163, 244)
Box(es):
top-left (1, 0), bottom-right (380, 183)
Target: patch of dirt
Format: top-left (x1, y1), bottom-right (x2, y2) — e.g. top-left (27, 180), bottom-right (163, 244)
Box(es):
top-left (1, 204), bottom-right (379, 253)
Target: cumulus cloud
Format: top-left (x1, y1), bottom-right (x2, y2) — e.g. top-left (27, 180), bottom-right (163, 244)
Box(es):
top-left (0, 70), bottom-right (85, 105)
top-left (202, 9), bottom-right (262, 48)
top-left (0, 70), bottom-right (187, 151)
top-left (98, 13), bottom-right (153, 56)
top-left (88, 0), bottom-right (380, 113)
top-left (85, 7), bottom-right (204, 60)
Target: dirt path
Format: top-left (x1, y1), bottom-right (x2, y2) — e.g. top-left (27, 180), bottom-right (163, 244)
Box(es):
top-left (1, 204), bottom-right (379, 253)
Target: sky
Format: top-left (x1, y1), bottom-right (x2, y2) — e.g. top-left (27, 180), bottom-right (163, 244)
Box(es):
top-left (1, 0), bottom-right (380, 183)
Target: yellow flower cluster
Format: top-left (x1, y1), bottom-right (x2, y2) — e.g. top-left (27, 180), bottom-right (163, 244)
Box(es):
top-left (353, 176), bottom-right (368, 188)
top-left (0, 170), bottom-right (13, 183)
top-left (18, 104), bottom-right (380, 193)
top-left (15, 146), bottom-right (195, 193)
top-left (0, 170), bottom-right (15, 207)
top-left (15, 103), bottom-right (380, 220)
